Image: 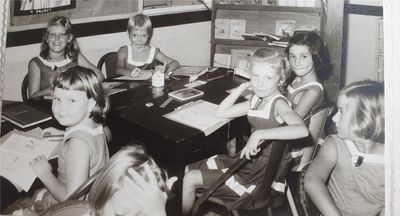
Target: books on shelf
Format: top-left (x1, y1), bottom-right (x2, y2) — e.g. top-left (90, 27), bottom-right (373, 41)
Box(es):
top-left (229, 19), bottom-right (246, 40)
top-left (275, 20), bottom-right (296, 37)
top-left (215, 19), bottom-right (246, 40)
top-left (215, 19), bottom-right (231, 39)
top-left (168, 88), bottom-right (204, 102)
top-left (2, 102), bottom-right (52, 128)
top-left (0, 131), bottom-right (59, 191)
top-left (163, 100), bottom-right (231, 136)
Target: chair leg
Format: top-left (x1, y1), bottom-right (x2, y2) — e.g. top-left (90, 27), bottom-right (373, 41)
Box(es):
top-left (286, 185), bottom-right (299, 216)
top-left (266, 206), bottom-right (273, 216)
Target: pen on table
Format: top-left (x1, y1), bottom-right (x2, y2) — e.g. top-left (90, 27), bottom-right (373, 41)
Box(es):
top-left (207, 75), bottom-right (225, 82)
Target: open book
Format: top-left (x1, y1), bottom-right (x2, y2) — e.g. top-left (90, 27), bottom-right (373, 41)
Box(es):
top-left (163, 100), bottom-right (231, 136)
top-left (0, 132), bottom-right (59, 192)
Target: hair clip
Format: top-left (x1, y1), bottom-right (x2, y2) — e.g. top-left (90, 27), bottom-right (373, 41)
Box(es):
top-left (351, 155), bottom-right (364, 167)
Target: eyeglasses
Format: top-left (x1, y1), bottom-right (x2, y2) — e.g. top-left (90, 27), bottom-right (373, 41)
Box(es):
top-left (48, 33), bottom-right (69, 40)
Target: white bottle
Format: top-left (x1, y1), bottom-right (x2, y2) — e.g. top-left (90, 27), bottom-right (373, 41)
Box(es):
top-left (152, 70), bottom-right (165, 87)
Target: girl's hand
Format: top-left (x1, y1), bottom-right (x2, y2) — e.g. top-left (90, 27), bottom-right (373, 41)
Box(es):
top-left (130, 67), bottom-right (141, 77)
top-left (240, 133), bottom-right (261, 160)
top-left (30, 155), bottom-right (52, 179)
top-left (123, 164), bottom-right (167, 216)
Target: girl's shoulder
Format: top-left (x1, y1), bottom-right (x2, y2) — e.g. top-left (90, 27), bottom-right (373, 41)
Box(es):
top-left (64, 125), bottom-right (104, 145)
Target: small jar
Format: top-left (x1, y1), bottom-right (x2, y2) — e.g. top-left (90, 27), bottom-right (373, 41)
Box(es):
top-left (152, 70), bottom-right (165, 87)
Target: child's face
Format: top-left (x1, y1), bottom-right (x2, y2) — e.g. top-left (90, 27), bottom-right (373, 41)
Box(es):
top-left (288, 45), bottom-right (314, 77)
top-left (46, 25), bottom-right (71, 54)
top-left (129, 27), bottom-right (149, 50)
top-left (51, 87), bottom-right (92, 127)
top-left (100, 189), bottom-right (142, 216)
top-left (250, 62), bottom-right (281, 98)
top-left (332, 95), bottom-right (356, 139)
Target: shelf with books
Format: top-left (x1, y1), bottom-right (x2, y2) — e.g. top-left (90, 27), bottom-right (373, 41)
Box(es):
top-left (215, 4), bottom-right (321, 13)
top-left (210, 0), bottom-right (324, 69)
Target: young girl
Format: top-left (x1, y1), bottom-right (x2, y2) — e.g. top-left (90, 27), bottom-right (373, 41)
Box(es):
top-left (181, 48), bottom-right (309, 215)
top-left (116, 13), bottom-right (180, 78)
top-left (29, 66), bottom-right (110, 212)
top-left (28, 16), bottom-right (104, 99)
top-left (305, 80), bottom-right (385, 216)
top-left (285, 31), bottom-right (332, 170)
top-left (88, 144), bottom-right (175, 216)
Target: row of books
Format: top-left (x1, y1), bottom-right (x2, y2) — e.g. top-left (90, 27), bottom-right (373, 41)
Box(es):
top-left (215, 19), bottom-right (313, 40)
top-left (216, 0), bottom-right (317, 7)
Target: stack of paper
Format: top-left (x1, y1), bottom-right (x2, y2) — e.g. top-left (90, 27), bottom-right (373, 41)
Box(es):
top-left (0, 133), bottom-right (59, 191)
top-left (164, 100), bottom-right (231, 136)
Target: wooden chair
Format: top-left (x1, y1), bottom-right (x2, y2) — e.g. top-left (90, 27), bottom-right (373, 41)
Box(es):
top-left (97, 52), bottom-right (118, 79)
top-left (190, 140), bottom-right (287, 216)
top-left (37, 200), bottom-right (91, 216)
top-left (286, 103), bottom-right (334, 216)
top-left (21, 74), bottom-right (29, 102)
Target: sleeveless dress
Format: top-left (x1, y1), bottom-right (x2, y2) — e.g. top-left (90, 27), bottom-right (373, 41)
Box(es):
top-left (33, 124), bottom-right (109, 212)
top-left (287, 81), bottom-right (324, 160)
top-left (327, 135), bottom-right (384, 216)
top-left (272, 81), bottom-right (324, 193)
top-left (125, 45), bottom-right (159, 70)
top-left (187, 94), bottom-right (288, 209)
top-left (29, 56), bottom-right (77, 91)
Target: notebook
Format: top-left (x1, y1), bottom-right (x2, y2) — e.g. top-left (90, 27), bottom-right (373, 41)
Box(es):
top-left (168, 88), bottom-right (204, 101)
top-left (2, 102), bottom-right (52, 128)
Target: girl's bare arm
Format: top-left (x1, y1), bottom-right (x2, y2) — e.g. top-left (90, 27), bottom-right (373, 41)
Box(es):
top-left (304, 137), bottom-right (342, 216)
top-left (155, 50), bottom-right (180, 73)
top-left (215, 82), bottom-right (251, 119)
top-left (116, 46), bottom-right (138, 76)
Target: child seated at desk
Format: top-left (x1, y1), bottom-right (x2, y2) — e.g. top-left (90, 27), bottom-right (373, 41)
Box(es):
top-left (26, 66), bottom-right (110, 213)
top-left (305, 80), bottom-right (385, 216)
top-left (181, 48), bottom-right (309, 215)
top-left (116, 13), bottom-right (180, 78)
top-left (27, 16), bottom-right (104, 99)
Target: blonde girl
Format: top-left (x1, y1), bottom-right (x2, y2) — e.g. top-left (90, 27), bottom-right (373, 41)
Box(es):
top-left (305, 80), bottom-right (384, 216)
top-left (89, 144), bottom-right (175, 216)
top-left (182, 48), bottom-right (308, 215)
top-left (29, 66), bottom-right (110, 212)
top-left (28, 16), bottom-right (104, 99)
top-left (116, 13), bottom-right (180, 78)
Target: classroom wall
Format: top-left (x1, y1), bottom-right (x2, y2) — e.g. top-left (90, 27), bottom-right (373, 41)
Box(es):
top-left (343, 13), bottom-right (382, 84)
top-left (3, 21), bottom-right (211, 101)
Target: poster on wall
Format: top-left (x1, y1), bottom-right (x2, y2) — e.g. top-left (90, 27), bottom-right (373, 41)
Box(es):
top-left (14, 0), bottom-right (76, 16)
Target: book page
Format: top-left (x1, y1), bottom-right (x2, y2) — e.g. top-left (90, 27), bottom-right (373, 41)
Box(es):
top-left (112, 70), bottom-right (153, 81)
top-left (171, 66), bottom-right (206, 76)
top-left (0, 133), bottom-right (59, 191)
top-left (164, 100), bottom-right (231, 136)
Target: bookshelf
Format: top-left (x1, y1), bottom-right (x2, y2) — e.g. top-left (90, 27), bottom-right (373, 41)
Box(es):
top-left (210, 0), bottom-right (345, 100)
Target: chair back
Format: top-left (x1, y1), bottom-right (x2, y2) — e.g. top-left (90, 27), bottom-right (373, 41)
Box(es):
top-left (21, 74), bottom-right (29, 102)
top-left (308, 103), bottom-right (334, 160)
top-left (65, 168), bottom-right (103, 201)
top-left (97, 52), bottom-right (118, 79)
top-left (38, 200), bottom-right (90, 216)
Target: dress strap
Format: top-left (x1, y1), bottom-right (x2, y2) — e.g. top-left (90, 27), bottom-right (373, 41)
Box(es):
top-left (64, 124), bottom-right (104, 141)
top-left (288, 82), bottom-right (323, 94)
top-left (344, 139), bottom-right (384, 166)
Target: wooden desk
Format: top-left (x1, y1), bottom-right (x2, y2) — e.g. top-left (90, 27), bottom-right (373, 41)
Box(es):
top-left (106, 69), bottom-right (250, 172)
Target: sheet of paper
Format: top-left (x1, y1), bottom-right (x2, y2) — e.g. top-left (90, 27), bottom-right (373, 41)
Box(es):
top-left (164, 100), bottom-right (231, 136)
top-left (0, 133), bottom-right (59, 191)
top-left (113, 70), bottom-right (153, 81)
top-left (102, 81), bottom-right (123, 89)
top-left (171, 66), bottom-right (207, 76)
